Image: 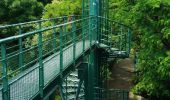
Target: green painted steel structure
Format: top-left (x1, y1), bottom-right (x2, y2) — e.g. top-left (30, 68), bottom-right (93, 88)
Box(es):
top-left (0, 0), bottom-right (132, 100)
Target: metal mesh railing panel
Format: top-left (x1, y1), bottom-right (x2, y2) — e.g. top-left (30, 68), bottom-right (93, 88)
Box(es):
top-left (9, 68), bottom-right (39, 100)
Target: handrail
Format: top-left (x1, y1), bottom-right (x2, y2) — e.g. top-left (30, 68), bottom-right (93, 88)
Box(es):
top-left (0, 16), bottom-right (130, 29)
top-left (0, 15), bottom-right (81, 29)
top-left (0, 16), bottom-right (95, 44)
top-left (97, 16), bottom-right (132, 29)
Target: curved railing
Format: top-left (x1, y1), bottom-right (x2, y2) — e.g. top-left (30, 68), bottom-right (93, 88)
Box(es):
top-left (98, 16), bottom-right (132, 57)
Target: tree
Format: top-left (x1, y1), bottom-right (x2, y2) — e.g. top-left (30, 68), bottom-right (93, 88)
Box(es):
top-left (42, 0), bottom-right (81, 19)
top-left (0, 0), bottom-right (44, 38)
top-left (109, 0), bottom-right (170, 99)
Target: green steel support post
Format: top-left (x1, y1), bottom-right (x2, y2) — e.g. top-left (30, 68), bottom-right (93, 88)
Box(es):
top-left (52, 21), bottom-right (57, 53)
top-left (18, 25), bottom-right (23, 71)
top-left (72, 16), bottom-right (76, 66)
top-left (85, 0), bottom-right (98, 99)
top-left (85, 52), bottom-right (95, 100)
top-left (1, 44), bottom-right (9, 100)
top-left (38, 22), bottom-right (44, 99)
top-left (94, 48), bottom-right (99, 100)
top-left (87, 50), bottom-right (95, 100)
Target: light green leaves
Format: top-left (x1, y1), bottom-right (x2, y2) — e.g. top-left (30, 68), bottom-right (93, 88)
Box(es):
top-left (43, 0), bottom-right (81, 19)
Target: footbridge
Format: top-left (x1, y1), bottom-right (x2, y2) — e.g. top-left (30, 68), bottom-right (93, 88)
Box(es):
top-left (0, 0), bottom-right (132, 100)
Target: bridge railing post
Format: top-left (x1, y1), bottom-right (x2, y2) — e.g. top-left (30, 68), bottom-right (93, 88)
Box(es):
top-left (59, 26), bottom-right (63, 76)
top-left (52, 20), bottom-right (57, 53)
top-left (38, 22), bottom-right (44, 98)
top-left (18, 25), bottom-right (23, 71)
top-left (63, 16), bottom-right (67, 48)
top-left (121, 25), bottom-right (125, 51)
top-left (71, 16), bottom-right (76, 66)
top-left (1, 43), bottom-right (9, 100)
top-left (124, 27), bottom-right (127, 52)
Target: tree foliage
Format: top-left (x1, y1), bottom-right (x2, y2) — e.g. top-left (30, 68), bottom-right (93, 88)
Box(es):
top-left (0, 0), bottom-right (43, 24)
top-left (109, 0), bottom-right (170, 99)
top-left (42, 0), bottom-right (81, 19)
top-left (0, 0), bottom-right (43, 37)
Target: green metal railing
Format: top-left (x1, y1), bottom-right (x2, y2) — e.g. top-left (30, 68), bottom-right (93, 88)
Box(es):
top-left (98, 16), bottom-right (132, 57)
top-left (0, 15), bottom-right (97, 100)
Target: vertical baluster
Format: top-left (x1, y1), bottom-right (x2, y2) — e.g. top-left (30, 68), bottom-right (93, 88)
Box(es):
top-left (38, 22), bottom-right (44, 98)
top-left (72, 16), bottom-right (76, 65)
top-left (126, 29), bottom-right (128, 53)
top-left (124, 27), bottom-right (127, 52)
top-left (63, 17), bottom-right (67, 48)
top-left (18, 25), bottom-right (23, 71)
top-left (60, 26), bottom-right (63, 75)
top-left (1, 43), bottom-right (9, 100)
top-left (52, 20), bottom-right (57, 53)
